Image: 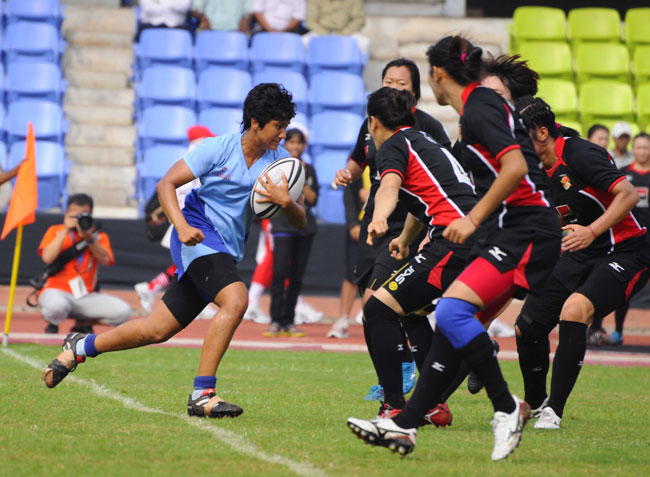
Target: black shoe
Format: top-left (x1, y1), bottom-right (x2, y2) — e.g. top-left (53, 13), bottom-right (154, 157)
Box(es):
top-left (467, 339), bottom-right (500, 394)
top-left (44, 323), bottom-right (59, 334)
top-left (71, 323), bottom-right (94, 334)
top-left (42, 332), bottom-right (87, 388)
top-left (187, 389), bottom-right (243, 418)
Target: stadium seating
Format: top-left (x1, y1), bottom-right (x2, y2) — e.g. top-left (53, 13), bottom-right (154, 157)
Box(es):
top-left (198, 107), bottom-right (242, 136)
top-left (197, 68), bottom-right (252, 111)
top-left (290, 112), bottom-right (309, 129)
top-left (137, 145), bottom-right (186, 207)
top-left (6, 100), bottom-right (67, 147)
top-left (637, 84), bottom-right (650, 129)
top-left (137, 105), bottom-right (196, 153)
top-left (250, 33), bottom-right (305, 74)
top-left (575, 43), bottom-right (630, 85)
top-left (308, 72), bottom-right (366, 116)
top-left (8, 140), bottom-right (67, 210)
top-left (519, 42), bottom-right (572, 80)
top-left (317, 187), bottom-right (345, 224)
top-left (137, 65), bottom-right (196, 113)
top-left (5, 21), bottom-right (64, 64)
top-left (253, 70), bottom-right (308, 114)
top-left (4, 0), bottom-right (63, 27)
top-left (312, 150), bottom-right (349, 188)
top-left (568, 8), bottom-right (621, 45)
top-left (511, 7), bottom-right (566, 52)
top-left (195, 31), bottom-right (249, 73)
top-left (135, 28), bottom-right (193, 75)
top-left (309, 112), bottom-right (363, 156)
top-left (633, 46), bottom-right (650, 91)
top-left (579, 81), bottom-right (635, 126)
top-left (307, 35), bottom-right (365, 78)
top-left (6, 62), bottom-right (66, 104)
top-left (537, 79), bottom-right (578, 120)
top-left (625, 8), bottom-right (650, 52)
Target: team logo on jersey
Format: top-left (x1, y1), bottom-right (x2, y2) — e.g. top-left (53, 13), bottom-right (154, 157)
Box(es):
top-left (213, 166), bottom-right (231, 181)
top-left (488, 246), bottom-right (508, 262)
top-left (609, 262), bottom-right (625, 273)
top-left (388, 281), bottom-right (398, 290)
top-left (560, 174), bottom-right (572, 190)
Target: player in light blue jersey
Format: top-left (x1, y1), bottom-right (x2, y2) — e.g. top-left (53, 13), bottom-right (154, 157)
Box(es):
top-left (43, 84), bottom-right (306, 419)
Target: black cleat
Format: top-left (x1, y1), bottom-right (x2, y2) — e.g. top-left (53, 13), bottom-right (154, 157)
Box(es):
top-left (42, 333), bottom-right (87, 388)
top-left (187, 389), bottom-right (243, 418)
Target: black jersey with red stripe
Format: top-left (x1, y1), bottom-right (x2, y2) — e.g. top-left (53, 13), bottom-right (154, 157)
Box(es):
top-left (622, 163), bottom-right (650, 229)
top-left (375, 128), bottom-right (477, 239)
top-left (459, 83), bottom-right (550, 216)
top-left (350, 109), bottom-right (451, 234)
top-left (547, 136), bottom-right (646, 255)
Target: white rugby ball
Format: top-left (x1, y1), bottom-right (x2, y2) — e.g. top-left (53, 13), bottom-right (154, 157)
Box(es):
top-left (250, 157), bottom-right (306, 219)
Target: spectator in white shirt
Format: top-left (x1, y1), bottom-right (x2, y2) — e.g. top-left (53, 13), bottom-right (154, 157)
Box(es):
top-left (609, 121), bottom-right (635, 169)
top-left (252, 0), bottom-right (306, 34)
top-left (137, 0), bottom-right (192, 40)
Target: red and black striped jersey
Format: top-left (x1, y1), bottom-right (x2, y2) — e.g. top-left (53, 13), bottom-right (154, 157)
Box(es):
top-left (459, 83), bottom-right (550, 218)
top-left (621, 163), bottom-right (650, 229)
top-left (547, 136), bottom-right (646, 255)
top-left (375, 127), bottom-right (478, 238)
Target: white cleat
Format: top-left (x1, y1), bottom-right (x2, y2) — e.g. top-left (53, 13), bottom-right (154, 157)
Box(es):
top-left (488, 318), bottom-right (516, 338)
top-left (531, 397), bottom-right (549, 418)
top-left (294, 301), bottom-right (323, 324)
top-left (243, 305), bottom-right (271, 324)
top-left (327, 318), bottom-right (349, 338)
top-left (490, 395), bottom-right (531, 461)
top-left (534, 406), bottom-right (562, 429)
top-left (134, 282), bottom-right (156, 313)
top-left (347, 417), bottom-right (417, 456)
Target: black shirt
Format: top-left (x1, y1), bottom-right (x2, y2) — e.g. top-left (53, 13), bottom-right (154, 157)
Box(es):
top-left (270, 162), bottom-right (319, 237)
top-left (376, 127), bottom-right (477, 239)
top-left (621, 163), bottom-right (650, 229)
top-left (546, 136), bottom-right (646, 255)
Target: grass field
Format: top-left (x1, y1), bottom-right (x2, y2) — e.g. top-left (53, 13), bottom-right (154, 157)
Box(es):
top-left (1, 344), bottom-right (648, 476)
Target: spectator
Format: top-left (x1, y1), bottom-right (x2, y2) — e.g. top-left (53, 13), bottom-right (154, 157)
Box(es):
top-left (304, 0), bottom-right (369, 54)
top-left (38, 193), bottom-right (132, 334)
top-left (587, 124), bottom-right (610, 150)
top-left (137, 0), bottom-right (192, 40)
top-left (609, 121), bottom-right (635, 169)
top-left (251, 0), bottom-right (306, 34)
top-left (191, 0), bottom-right (252, 32)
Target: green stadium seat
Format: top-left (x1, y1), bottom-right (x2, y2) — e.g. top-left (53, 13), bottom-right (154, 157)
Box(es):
top-left (568, 8), bottom-right (621, 44)
top-left (554, 118), bottom-right (583, 136)
top-left (625, 8), bottom-right (650, 52)
top-left (519, 42), bottom-right (572, 80)
top-left (537, 79), bottom-right (578, 120)
top-left (575, 43), bottom-right (630, 85)
top-left (637, 84), bottom-right (650, 129)
top-left (633, 46), bottom-right (650, 91)
top-left (511, 7), bottom-right (566, 52)
top-left (579, 81), bottom-right (635, 127)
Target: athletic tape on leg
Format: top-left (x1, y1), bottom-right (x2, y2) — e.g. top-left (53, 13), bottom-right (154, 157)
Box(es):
top-left (435, 298), bottom-right (484, 349)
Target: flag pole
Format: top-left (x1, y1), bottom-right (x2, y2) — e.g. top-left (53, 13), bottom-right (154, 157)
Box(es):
top-left (3, 223), bottom-right (24, 347)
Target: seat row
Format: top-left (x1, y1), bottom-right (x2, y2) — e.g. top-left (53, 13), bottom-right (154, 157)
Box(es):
top-left (0, 21), bottom-right (66, 65)
top-left (0, 99), bottom-right (67, 147)
top-left (0, 61), bottom-right (66, 104)
top-left (0, 0), bottom-right (64, 28)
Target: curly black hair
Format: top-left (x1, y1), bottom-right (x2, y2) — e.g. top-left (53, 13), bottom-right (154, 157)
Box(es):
top-left (427, 35), bottom-right (483, 86)
top-left (516, 96), bottom-right (580, 139)
top-left (483, 54), bottom-right (539, 101)
top-left (367, 87), bottom-right (416, 130)
top-left (242, 83), bottom-right (296, 132)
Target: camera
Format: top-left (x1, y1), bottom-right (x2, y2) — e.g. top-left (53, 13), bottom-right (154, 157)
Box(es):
top-left (77, 212), bottom-right (94, 231)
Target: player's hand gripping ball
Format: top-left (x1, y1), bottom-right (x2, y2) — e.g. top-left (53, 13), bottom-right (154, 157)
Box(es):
top-left (250, 158), bottom-right (306, 219)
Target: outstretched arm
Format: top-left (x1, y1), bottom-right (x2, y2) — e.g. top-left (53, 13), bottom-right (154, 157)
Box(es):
top-left (367, 172), bottom-right (402, 245)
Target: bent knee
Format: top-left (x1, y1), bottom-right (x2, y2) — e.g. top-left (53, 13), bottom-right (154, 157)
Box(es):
top-left (560, 294), bottom-right (593, 324)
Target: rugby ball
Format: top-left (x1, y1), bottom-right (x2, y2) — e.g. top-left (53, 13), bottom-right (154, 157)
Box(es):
top-left (250, 157), bottom-right (305, 219)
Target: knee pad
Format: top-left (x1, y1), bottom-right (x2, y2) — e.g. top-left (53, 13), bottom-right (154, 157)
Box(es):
top-left (435, 298), bottom-right (485, 349)
top-left (363, 296), bottom-right (398, 325)
top-left (515, 314), bottom-right (554, 347)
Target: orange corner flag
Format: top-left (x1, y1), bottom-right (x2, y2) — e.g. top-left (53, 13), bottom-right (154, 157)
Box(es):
top-left (1, 122), bottom-right (38, 240)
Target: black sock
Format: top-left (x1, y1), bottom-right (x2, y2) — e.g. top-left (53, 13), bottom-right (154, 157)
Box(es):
top-left (397, 322), bottom-right (414, 364)
top-left (393, 329), bottom-right (460, 429)
top-left (361, 316), bottom-right (382, 386)
top-left (460, 332), bottom-right (515, 414)
top-left (364, 296), bottom-right (406, 408)
top-left (614, 305), bottom-right (628, 335)
top-left (401, 314), bottom-right (433, 371)
top-left (438, 360), bottom-right (470, 404)
top-left (516, 321), bottom-right (551, 410)
top-left (548, 321), bottom-right (587, 418)
top-left (590, 314), bottom-right (603, 332)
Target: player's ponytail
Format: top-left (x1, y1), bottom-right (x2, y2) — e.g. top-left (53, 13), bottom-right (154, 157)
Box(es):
top-left (367, 87), bottom-right (416, 130)
top-left (516, 96), bottom-right (580, 139)
top-left (427, 35), bottom-right (483, 85)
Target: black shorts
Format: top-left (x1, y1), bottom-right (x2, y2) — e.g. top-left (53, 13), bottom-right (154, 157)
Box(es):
top-left (523, 249), bottom-right (650, 328)
top-left (162, 253), bottom-right (243, 328)
top-left (344, 230), bottom-right (358, 283)
top-left (379, 240), bottom-right (469, 315)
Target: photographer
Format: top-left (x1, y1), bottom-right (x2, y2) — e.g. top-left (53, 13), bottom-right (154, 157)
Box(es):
top-left (37, 193), bottom-right (132, 333)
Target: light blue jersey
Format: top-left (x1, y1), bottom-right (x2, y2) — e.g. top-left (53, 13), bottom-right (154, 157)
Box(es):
top-left (171, 133), bottom-right (289, 277)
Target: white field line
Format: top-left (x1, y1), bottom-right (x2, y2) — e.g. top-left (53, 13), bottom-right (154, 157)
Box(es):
top-left (1, 347), bottom-right (326, 477)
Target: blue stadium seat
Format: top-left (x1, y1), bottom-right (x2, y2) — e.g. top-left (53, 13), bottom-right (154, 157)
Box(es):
top-left (6, 62), bottom-right (67, 104)
top-left (309, 112), bottom-right (364, 156)
top-left (195, 31), bottom-right (249, 73)
top-left (8, 140), bottom-right (67, 210)
top-left (5, 21), bottom-right (64, 64)
top-left (289, 112), bottom-right (309, 129)
top-left (197, 68), bottom-right (252, 111)
top-left (250, 32), bottom-right (305, 74)
top-left (137, 145), bottom-right (186, 208)
top-left (312, 151), bottom-right (349, 189)
top-left (317, 187), bottom-right (345, 224)
top-left (253, 70), bottom-right (308, 114)
top-left (135, 28), bottom-right (193, 75)
top-left (198, 107), bottom-right (242, 136)
top-left (137, 66), bottom-right (196, 114)
top-left (5, 0), bottom-right (63, 27)
top-left (138, 105), bottom-right (196, 154)
top-left (309, 72), bottom-right (366, 115)
top-left (7, 100), bottom-right (67, 147)
top-left (307, 35), bottom-right (364, 78)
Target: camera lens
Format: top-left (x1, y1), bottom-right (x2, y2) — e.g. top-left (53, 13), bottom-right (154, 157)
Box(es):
top-left (77, 212), bottom-right (93, 231)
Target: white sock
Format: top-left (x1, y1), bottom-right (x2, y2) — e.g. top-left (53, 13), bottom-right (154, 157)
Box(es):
top-left (248, 282), bottom-right (265, 308)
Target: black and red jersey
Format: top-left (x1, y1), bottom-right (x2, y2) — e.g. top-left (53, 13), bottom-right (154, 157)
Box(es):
top-left (622, 163), bottom-right (650, 229)
top-left (350, 109), bottom-right (451, 234)
top-left (375, 127), bottom-right (477, 239)
top-left (546, 136), bottom-right (646, 255)
top-left (459, 83), bottom-right (550, 218)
